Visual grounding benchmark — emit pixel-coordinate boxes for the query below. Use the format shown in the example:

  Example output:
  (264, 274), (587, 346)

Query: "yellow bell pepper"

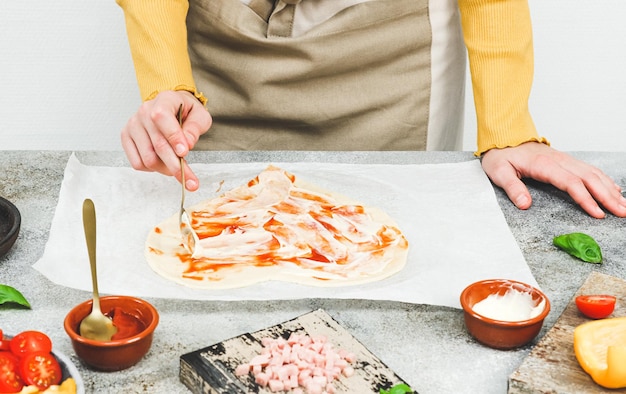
(574, 316), (626, 389)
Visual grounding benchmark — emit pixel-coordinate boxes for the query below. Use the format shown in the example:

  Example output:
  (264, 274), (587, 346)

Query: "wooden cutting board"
(179, 309), (415, 394)
(508, 271), (626, 393)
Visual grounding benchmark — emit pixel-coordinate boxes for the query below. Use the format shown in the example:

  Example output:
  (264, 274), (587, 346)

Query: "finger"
(181, 159), (199, 192)
(128, 111), (173, 175)
(181, 105), (212, 148)
(535, 151), (626, 216)
(179, 100), (211, 190)
(120, 122), (146, 171)
(528, 155), (626, 218)
(580, 170), (626, 218)
(562, 179), (606, 219)
(524, 157), (606, 218)
(556, 154), (626, 214)
(592, 167), (625, 198)
(121, 115), (170, 175)
(141, 102), (188, 177)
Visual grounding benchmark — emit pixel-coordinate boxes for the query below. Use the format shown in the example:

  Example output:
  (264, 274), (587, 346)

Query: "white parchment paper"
(33, 154), (537, 308)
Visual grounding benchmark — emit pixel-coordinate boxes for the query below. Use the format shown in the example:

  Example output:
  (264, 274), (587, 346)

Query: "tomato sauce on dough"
(180, 167), (407, 278)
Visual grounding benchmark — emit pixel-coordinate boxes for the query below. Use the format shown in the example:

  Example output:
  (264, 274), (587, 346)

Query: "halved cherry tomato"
(19, 351), (62, 390)
(0, 329), (9, 352)
(0, 351), (24, 393)
(0, 339), (10, 352)
(575, 295), (617, 319)
(9, 331), (52, 358)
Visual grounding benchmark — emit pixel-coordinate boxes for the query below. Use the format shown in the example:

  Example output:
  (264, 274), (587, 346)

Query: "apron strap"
(248, 0), (274, 21)
(248, 0), (302, 37)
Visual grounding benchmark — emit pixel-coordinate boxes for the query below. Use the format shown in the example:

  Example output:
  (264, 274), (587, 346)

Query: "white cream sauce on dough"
(145, 166), (409, 289)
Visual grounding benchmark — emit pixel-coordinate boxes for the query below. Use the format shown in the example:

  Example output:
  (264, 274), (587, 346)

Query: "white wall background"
(0, 1), (625, 152)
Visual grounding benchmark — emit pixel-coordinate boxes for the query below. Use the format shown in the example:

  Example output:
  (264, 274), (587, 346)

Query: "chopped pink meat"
(250, 353), (271, 366)
(269, 379), (285, 392)
(255, 372), (270, 387)
(305, 382), (323, 394)
(234, 363), (250, 377)
(235, 333), (356, 393)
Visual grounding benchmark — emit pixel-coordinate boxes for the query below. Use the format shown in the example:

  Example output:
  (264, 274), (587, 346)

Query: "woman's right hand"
(120, 90), (212, 191)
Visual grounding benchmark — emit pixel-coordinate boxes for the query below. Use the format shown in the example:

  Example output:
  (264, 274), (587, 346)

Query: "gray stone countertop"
(1, 151), (625, 394)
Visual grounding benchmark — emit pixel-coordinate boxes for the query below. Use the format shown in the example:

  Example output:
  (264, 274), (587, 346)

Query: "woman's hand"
(120, 90), (212, 191)
(481, 142), (626, 218)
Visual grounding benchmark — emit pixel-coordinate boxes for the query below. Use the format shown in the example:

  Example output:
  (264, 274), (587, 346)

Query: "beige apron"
(187, 0), (432, 150)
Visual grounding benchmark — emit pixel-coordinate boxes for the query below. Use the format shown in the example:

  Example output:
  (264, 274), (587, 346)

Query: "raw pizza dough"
(145, 166), (408, 289)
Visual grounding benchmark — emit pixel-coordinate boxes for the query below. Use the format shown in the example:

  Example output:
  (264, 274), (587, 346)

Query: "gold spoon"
(177, 104), (200, 256)
(79, 198), (117, 341)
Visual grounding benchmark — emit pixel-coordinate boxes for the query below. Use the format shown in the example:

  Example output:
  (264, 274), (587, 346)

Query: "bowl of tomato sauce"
(63, 295), (159, 371)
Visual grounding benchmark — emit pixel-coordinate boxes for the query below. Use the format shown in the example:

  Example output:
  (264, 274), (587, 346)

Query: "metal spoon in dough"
(177, 104), (200, 256)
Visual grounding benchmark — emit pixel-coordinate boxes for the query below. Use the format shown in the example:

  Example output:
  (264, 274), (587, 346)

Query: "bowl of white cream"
(460, 279), (551, 349)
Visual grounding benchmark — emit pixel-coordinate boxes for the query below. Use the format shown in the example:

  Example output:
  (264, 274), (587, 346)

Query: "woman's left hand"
(481, 142), (626, 219)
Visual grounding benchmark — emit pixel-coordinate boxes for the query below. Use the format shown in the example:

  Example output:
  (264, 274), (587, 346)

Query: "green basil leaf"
(381, 384), (413, 394)
(0, 284), (31, 308)
(389, 384), (413, 394)
(553, 232), (602, 263)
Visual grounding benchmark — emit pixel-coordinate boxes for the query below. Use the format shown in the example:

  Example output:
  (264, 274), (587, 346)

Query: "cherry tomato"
(0, 329), (10, 352)
(0, 351), (24, 393)
(19, 351), (62, 390)
(0, 339), (10, 352)
(9, 331), (52, 358)
(575, 295), (617, 319)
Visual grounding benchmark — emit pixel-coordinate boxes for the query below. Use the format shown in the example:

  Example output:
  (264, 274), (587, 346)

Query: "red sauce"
(167, 167), (408, 280)
(290, 190), (329, 203)
(148, 247), (163, 255)
(307, 248), (332, 263)
(274, 201), (304, 215)
(105, 307), (146, 340)
(195, 216), (240, 238)
(181, 274), (205, 281)
(247, 175), (262, 187)
(332, 204), (365, 216)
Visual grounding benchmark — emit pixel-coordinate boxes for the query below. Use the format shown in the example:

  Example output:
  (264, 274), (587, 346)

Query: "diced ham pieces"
(236, 333), (356, 393)
(235, 363), (250, 377)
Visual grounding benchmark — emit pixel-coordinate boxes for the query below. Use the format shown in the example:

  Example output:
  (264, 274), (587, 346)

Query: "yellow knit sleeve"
(115, 0), (207, 105)
(458, 0), (548, 156)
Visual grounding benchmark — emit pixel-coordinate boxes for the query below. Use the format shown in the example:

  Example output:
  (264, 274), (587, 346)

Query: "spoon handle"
(82, 199), (100, 309)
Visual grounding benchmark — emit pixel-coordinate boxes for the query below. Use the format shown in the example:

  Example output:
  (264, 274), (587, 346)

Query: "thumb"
(482, 157), (533, 210)
(181, 105), (212, 148)
(492, 172), (532, 210)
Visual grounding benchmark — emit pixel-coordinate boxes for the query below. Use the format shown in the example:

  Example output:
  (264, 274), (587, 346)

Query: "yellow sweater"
(116, 0), (548, 155)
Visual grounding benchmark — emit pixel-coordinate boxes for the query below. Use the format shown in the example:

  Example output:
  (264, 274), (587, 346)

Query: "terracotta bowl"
(460, 279), (550, 350)
(64, 295), (159, 371)
(0, 196), (21, 258)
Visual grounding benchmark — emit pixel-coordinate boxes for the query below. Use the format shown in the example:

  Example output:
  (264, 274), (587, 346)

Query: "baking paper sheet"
(33, 154), (537, 308)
